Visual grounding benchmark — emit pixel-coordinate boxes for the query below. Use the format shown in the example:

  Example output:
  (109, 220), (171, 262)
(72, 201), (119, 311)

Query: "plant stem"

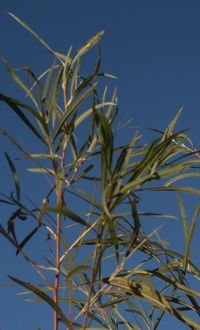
(82, 220), (104, 329)
(53, 67), (68, 330)
(54, 187), (63, 330)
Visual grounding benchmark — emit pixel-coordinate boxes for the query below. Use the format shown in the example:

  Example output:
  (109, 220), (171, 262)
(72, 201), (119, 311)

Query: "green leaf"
(72, 31), (104, 65)
(0, 92), (49, 136)
(7, 209), (22, 242)
(72, 50), (101, 102)
(42, 60), (57, 101)
(17, 153), (61, 160)
(8, 275), (70, 326)
(165, 172), (200, 187)
(53, 82), (97, 142)
(107, 276), (200, 329)
(65, 265), (91, 279)
(95, 109), (113, 169)
(71, 164), (94, 183)
(94, 110), (114, 217)
(5, 152), (20, 202)
(47, 65), (63, 128)
(46, 206), (89, 227)
(113, 148), (127, 177)
(183, 203), (200, 274)
(74, 102), (116, 129)
(143, 186), (200, 195)
(152, 270), (200, 301)
(2, 57), (38, 109)
(16, 225), (39, 255)
(69, 188), (103, 211)
(162, 107), (184, 140)
(0, 94), (47, 145)
(126, 199), (141, 257)
(70, 57), (80, 98)
(105, 88), (117, 119)
(177, 194), (189, 242)
(27, 168), (55, 175)
(8, 13), (68, 63)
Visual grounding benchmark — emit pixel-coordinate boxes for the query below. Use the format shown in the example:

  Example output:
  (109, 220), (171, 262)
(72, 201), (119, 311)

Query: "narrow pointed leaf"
(53, 82), (97, 141)
(177, 194), (189, 241)
(165, 172), (200, 187)
(46, 206), (89, 227)
(66, 265), (91, 279)
(0, 96), (47, 144)
(2, 58), (38, 108)
(0, 93), (49, 135)
(8, 275), (70, 326)
(72, 31), (104, 65)
(47, 65), (63, 127)
(107, 277), (200, 329)
(74, 102), (116, 129)
(8, 13), (67, 62)
(70, 57), (80, 98)
(16, 225), (40, 255)
(183, 203), (200, 273)
(162, 107), (184, 140)
(5, 152), (20, 202)
(69, 188), (103, 210)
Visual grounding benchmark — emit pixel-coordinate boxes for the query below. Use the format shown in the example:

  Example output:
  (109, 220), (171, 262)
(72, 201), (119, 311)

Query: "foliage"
(0, 13), (200, 330)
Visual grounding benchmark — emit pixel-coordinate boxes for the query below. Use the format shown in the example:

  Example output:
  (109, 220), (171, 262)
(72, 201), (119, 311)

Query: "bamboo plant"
(0, 13), (200, 329)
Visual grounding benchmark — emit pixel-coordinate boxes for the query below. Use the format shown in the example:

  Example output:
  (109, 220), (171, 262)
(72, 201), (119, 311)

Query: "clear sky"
(0, 1), (200, 329)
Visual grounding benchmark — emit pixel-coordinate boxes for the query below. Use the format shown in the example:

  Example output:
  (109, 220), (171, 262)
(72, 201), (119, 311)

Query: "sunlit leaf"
(183, 203), (200, 274)
(8, 13), (68, 62)
(162, 107), (184, 140)
(2, 57), (38, 109)
(46, 206), (89, 227)
(165, 172), (200, 187)
(53, 82), (97, 142)
(106, 276), (200, 329)
(72, 31), (104, 65)
(47, 65), (63, 127)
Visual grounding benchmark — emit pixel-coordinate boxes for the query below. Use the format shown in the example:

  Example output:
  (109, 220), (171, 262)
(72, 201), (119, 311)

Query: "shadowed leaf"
(5, 152), (20, 202)
(8, 275), (71, 326)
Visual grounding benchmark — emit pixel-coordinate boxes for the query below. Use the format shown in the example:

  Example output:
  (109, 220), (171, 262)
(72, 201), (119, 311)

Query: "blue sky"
(0, 1), (200, 329)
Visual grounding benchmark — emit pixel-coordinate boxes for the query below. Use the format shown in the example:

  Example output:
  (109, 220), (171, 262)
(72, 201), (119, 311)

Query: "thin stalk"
(46, 137), (62, 330)
(53, 187), (63, 330)
(53, 62), (69, 330)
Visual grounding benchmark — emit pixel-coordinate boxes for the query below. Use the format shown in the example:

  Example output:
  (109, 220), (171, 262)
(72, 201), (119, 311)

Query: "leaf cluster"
(0, 13), (200, 330)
